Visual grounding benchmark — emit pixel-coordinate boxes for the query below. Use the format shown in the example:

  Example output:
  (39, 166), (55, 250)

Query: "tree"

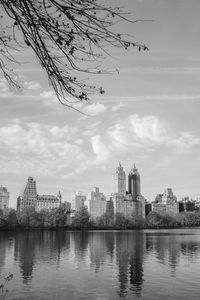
(17, 206), (37, 227)
(71, 206), (90, 228)
(0, 0), (148, 109)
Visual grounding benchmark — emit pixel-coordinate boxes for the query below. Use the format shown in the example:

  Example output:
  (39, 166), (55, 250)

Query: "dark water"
(0, 229), (200, 300)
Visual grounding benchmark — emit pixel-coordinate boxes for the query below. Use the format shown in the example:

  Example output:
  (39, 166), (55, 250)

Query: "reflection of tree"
(105, 232), (115, 261)
(14, 232), (36, 284)
(181, 240), (200, 260)
(0, 233), (8, 276)
(72, 232), (89, 262)
(116, 231), (145, 297)
(89, 232), (107, 273)
(14, 231), (70, 284)
(145, 232), (200, 277)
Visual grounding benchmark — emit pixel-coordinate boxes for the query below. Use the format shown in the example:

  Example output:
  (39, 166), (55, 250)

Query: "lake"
(0, 229), (200, 299)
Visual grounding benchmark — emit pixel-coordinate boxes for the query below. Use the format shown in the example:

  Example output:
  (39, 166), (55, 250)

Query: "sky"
(1, 0), (200, 208)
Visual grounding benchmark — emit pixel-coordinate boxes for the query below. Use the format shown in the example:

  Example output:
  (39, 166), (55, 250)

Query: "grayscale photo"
(0, 0), (200, 299)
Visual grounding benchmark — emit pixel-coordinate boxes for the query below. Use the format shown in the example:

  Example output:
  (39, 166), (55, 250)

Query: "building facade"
(0, 186), (9, 210)
(71, 191), (86, 211)
(112, 163), (145, 219)
(85, 187), (106, 219)
(17, 177), (61, 211)
(36, 193), (61, 211)
(114, 162), (126, 196)
(17, 177), (37, 211)
(152, 188), (179, 216)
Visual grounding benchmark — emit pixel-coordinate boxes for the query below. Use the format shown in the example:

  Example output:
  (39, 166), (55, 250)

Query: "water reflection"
(14, 231), (70, 284)
(0, 229), (200, 299)
(116, 232), (144, 297)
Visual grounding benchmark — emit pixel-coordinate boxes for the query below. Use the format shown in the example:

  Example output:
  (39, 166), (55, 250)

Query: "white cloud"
(170, 132), (200, 152)
(0, 79), (9, 92)
(0, 122), (84, 175)
(129, 115), (167, 143)
(83, 102), (107, 115)
(91, 135), (110, 163)
(24, 81), (41, 90)
(111, 102), (128, 112)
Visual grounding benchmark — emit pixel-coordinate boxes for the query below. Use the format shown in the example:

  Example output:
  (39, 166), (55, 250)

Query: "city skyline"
(1, 0), (200, 207)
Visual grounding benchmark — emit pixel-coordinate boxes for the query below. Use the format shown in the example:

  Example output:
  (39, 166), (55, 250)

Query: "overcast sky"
(1, 0), (200, 208)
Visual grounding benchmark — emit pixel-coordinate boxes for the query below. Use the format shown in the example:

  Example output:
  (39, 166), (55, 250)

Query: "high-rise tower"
(18, 177), (37, 210)
(128, 164), (141, 200)
(114, 162), (126, 196)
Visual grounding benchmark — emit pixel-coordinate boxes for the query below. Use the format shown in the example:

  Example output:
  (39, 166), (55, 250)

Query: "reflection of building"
(0, 186), (9, 210)
(85, 187), (106, 219)
(152, 188), (178, 216)
(112, 163), (145, 219)
(89, 232), (107, 273)
(71, 192), (86, 211)
(116, 232), (145, 297)
(14, 232), (36, 284)
(17, 177), (61, 211)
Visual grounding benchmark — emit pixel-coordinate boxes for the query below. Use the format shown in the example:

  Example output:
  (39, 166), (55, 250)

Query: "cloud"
(0, 122), (84, 176)
(111, 102), (128, 112)
(91, 135), (110, 163)
(170, 132), (200, 152)
(83, 102), (107, 115)
(24, 81), (41, 91)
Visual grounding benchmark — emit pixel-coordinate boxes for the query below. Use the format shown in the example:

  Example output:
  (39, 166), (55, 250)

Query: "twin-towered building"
(71, 163), (145, 220)
(112, 163), (145, 219)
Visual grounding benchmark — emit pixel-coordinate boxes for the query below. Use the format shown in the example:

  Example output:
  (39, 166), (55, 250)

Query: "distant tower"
(114, 162), (126, 196)
(128, 164), (141, 200)
(58, 191), (62, 206)
(18, 177), (37, 210)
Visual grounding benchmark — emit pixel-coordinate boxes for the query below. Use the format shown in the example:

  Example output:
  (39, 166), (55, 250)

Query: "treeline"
(1, 206), (200, 230)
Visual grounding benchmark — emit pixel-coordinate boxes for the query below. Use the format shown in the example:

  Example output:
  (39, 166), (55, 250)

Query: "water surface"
(0, 229), (200, 299)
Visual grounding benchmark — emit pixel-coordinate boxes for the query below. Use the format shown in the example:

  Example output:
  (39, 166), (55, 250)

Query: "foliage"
(1, 206), (200, 230)
(0, 0), (148, 108)
(71, 206), (91, 228)
(175, 212), (200, 227)
(146, 211), (176, 228)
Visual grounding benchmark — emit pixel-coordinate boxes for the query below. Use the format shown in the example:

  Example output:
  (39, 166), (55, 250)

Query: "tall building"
(85, 187), (106, 219)
(112, 163), (145, 219)
(152, 188), (178, 216)
(17, 177), (61, 211)
(114, 162), (126, 196)
(71, 191), (86, 211)
(18, 177), (37, 211)
(0, 186), (9, 210)
(128, 164), (141, 200)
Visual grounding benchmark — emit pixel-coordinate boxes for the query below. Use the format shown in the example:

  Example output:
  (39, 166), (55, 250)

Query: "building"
(114, 162), (126, 196)
(112, 163), (145, 219)
(128, 164), (141, 200)
(152, 188), (179, 216)
(36, 192), (61, 211)
(85, 187), (106, 219)
(17, 177), (61, 211)
(178, 197), (196, 212)
(17, 177), (37, 211)
(0, 186), (9, 210)
(71, 191), (86, 211)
